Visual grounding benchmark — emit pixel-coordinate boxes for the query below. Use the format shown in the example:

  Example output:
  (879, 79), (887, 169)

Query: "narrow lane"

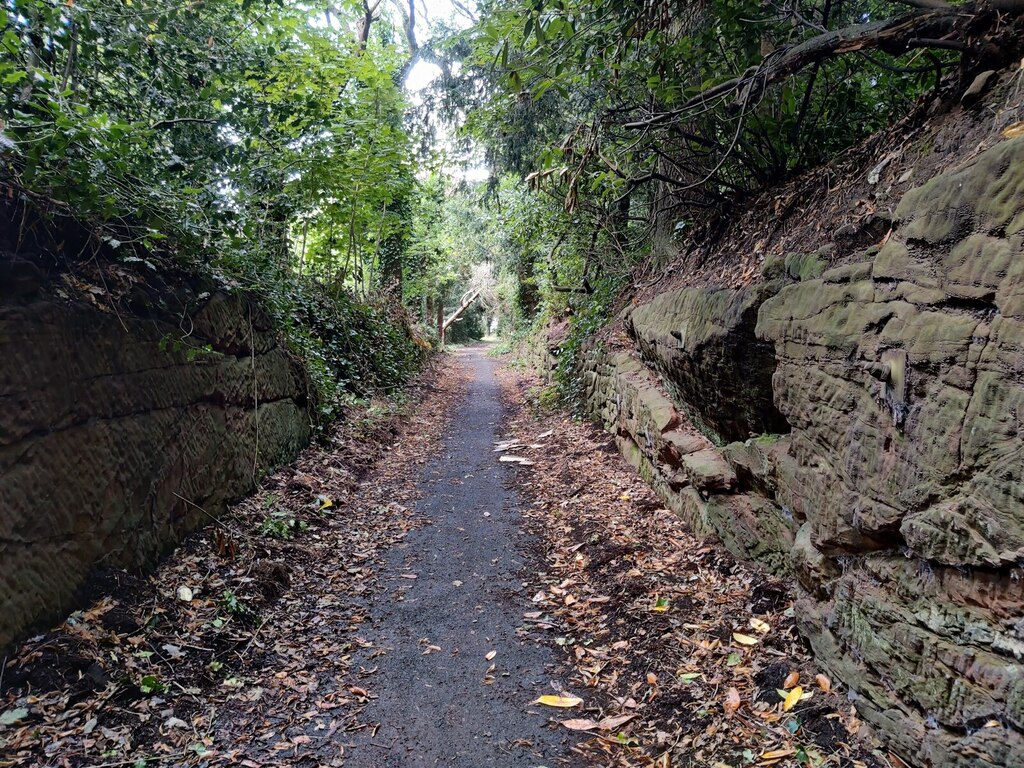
(343, 346), (570, 767)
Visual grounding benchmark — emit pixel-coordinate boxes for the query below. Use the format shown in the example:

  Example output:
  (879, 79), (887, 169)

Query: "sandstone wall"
(575, 136), (1024, 766)
(0, 208), (312, 651)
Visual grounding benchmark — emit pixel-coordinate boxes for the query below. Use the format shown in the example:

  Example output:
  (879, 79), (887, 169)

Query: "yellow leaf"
(485, 650), (497, 661)
(749, 617), (770, 633)
(815, 673), (831, 693)
(762, 748), (796, 759)
(318, 497), (333, 511)
(783, 685), (803, 712)
(1002, 121), (1024, 140)
(783, 671), (800, 689)
(732, 633), (758, 646)
(533, 694), (583, 708)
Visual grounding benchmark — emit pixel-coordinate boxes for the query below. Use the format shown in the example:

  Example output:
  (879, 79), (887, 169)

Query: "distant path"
(343, 345), (569, 767)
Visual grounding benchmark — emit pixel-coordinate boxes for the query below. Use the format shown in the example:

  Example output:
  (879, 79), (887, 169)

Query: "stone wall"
(574, 136), (1024, 767)
(0, 205), (312, 651)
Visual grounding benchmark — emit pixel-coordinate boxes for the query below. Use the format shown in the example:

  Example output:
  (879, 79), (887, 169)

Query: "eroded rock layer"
(0, 208), (311, 651)
(577, 136), (1024, 766)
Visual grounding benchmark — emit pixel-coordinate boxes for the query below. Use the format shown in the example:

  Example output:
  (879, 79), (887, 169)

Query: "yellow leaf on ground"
(762, 748), (797, 759)
(782, 686), (803, 712)
(1002, 121), (1024, 139)
(533, 694), (583, 708)
(749, 617), (770, 633)
(732, 633), (758, 646)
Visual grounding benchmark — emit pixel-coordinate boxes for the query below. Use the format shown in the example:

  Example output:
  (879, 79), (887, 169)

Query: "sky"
(403, 0), (489, 181)
(404, 0), (475, 92)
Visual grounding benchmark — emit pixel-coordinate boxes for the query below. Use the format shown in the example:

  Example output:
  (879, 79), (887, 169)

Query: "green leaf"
(0, 707), (28, 727)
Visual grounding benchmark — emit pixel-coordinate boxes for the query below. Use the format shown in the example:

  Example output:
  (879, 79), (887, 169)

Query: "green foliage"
(258, 509), (308, 539)
(1, 0), (424, 406)
(431, 0), (950, 399)
(219, 589), (254, 619)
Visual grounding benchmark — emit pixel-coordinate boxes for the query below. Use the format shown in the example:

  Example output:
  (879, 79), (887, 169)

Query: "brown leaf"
(724, 687), (741, 715)
(815, 673), (831, 693)
(783, 671), (800, 689)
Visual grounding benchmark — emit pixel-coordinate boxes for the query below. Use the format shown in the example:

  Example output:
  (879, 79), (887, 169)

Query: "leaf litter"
(495, 361), (890, 768)
(0, 356), (468, 767)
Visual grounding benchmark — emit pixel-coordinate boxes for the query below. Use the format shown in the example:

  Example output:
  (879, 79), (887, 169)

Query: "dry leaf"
(598, 713), (636, 731)
(815, 673), (831, 693)
(646, 672), (658, 685)
(782, 685), (803, 712)
(533, 694), (583, 708)
(561, 718), (599, 731)
(749, 617), (770, 633)
(762, 748), (797, 759)
(485, 650), (497, 661)
(732, 632), (758, 646)
(724, 687), (741, 715)
(783, 671), (800, 689)
(1002, 121), (1024, 140)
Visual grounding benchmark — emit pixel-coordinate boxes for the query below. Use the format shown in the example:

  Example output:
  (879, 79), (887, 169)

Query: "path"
(343, 346), (570, 767)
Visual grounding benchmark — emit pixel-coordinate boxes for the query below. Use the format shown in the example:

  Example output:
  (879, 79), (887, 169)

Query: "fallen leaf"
(783, 671), (800, 689)
(485, 650), (497, 661)
(1002, 121), (1024, 139)
(724, 687), (741, 715)
(749, 617), (770, 633)
(782, 685), (803, 712)
(0, 707), (28, 726)
(646, 672), (658, 685)
(815, 673), (831, 693)
(560, 718), (599, 731)
(533, 694), (583, 708)
(762, 748), (797, 759)
(732, 632), (758, 646)
(598, 713), (636, 730)
(651, 596), (670, 612)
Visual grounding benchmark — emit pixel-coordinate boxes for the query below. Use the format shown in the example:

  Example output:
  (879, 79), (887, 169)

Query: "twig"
(242, 617), (269, 655)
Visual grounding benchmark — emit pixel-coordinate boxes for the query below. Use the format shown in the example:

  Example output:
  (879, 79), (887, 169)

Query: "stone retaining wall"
(0, 205), (312, 651)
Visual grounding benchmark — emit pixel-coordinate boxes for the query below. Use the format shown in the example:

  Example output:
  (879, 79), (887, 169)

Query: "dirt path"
(342, 346), (569, 766)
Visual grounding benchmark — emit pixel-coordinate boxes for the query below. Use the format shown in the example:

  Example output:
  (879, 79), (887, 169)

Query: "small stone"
(961, 70), (996, 107)
(176, 586), (193, 603)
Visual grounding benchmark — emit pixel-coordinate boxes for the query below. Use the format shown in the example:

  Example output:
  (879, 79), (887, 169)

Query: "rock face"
(627, 283), (790, 442)
(0, 206), (312, 651)
(576, 136), (1024, 767)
